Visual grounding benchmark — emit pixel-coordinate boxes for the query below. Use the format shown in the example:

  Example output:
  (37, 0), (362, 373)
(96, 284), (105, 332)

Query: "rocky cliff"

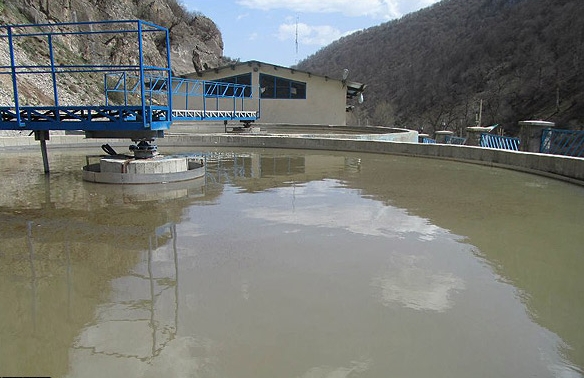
(0, 0), (225, 115)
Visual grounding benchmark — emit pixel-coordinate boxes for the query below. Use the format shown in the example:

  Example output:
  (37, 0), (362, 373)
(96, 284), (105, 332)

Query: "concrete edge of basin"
(2, 133), (583, 187)
(156, 134), (584, 187)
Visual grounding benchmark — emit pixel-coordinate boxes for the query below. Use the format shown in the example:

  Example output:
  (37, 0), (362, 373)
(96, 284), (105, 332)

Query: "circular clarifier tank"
(82, 155), (205, 184)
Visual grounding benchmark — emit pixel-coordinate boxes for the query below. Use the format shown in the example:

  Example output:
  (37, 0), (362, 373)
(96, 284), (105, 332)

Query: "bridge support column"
(466, 126), (491, 146)
(34, 131), (50, 174)
(434, 130), (453, 144)
(519, 120), (555, 153)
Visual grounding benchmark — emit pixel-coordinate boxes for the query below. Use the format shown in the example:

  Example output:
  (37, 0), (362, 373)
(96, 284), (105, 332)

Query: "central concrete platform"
(82, 155), (205, 184)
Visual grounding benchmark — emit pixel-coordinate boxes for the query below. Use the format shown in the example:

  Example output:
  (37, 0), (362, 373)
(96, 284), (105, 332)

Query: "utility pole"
(476, 99), (483, 127)
(295, 16), (299, 64)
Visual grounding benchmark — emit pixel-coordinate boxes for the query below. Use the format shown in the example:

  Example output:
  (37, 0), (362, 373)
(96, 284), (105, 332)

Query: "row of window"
(204, 73), (307, 99)
(207, 73), (252, 97)
(259, 74), (306, 99)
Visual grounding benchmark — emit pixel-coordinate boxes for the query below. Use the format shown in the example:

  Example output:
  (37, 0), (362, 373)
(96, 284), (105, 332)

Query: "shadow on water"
(0, 147), (582, 377)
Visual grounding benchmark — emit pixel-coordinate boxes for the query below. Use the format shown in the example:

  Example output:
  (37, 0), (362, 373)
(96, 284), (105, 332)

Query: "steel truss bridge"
(0, 20), (260, 138)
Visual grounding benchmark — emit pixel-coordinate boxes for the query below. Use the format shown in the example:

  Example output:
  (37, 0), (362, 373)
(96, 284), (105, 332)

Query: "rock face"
(0, 0), (225, 111)
(10, 0), (223, 74)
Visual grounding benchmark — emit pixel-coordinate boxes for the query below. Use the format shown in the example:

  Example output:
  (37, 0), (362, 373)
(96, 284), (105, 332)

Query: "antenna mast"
(295, 16), (299, 64)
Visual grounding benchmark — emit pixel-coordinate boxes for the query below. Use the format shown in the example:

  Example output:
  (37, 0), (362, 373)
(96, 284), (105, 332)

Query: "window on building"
(260, 73), (306, 99)
(290, 80), (306, 99)
(205, 73), (252, 97)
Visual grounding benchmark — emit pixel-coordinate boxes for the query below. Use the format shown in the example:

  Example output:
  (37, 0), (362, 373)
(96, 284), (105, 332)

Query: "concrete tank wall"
(1, 132), (583, 186)
(157, 135), (584, 186)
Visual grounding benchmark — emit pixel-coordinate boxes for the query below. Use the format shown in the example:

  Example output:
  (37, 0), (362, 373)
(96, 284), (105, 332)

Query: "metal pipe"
(258, 87), (261, 119)
(39, 132), (50, 174)
(0, 68), (144, 75)
(7, 27), (22, 127)
(0, 65), (169, 72)
(166, 28), (173, 123)
(149, 76), (153, 109)
(0, 64), (140, 69)
(123, 72), (128, 106)
(2, 19), (139, 28)
(185, 82), (189, 110)
(137, 20), (148, 128)
(0, 29), (162, 39)
(104, 73), (108, 106)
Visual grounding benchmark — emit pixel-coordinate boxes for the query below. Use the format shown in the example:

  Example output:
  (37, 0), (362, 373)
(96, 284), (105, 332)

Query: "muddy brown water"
(0, 147), (583, 378)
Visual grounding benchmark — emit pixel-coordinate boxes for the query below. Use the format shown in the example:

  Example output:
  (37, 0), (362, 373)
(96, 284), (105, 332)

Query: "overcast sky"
(184, 0), (440, 67)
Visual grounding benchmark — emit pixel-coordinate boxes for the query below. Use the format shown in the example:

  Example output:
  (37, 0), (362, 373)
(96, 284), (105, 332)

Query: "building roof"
(188, 60), (366, 99)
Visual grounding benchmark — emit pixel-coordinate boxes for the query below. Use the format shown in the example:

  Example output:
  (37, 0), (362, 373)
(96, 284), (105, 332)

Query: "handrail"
(0, 20), (171, 130)
(104, 73), (256, 99)
(104, 73), (261, 121)
(541, 128), (584, 157)
(480, 133), (520, 151)
(444, 135), (467, 145)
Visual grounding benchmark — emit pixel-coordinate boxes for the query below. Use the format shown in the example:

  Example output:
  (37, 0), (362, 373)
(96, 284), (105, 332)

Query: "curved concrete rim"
(2, 132), (583, 186)
(156, 134), (584, 187)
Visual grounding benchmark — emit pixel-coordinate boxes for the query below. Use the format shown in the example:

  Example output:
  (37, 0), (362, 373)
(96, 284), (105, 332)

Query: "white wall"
(181, 62), (348, 125)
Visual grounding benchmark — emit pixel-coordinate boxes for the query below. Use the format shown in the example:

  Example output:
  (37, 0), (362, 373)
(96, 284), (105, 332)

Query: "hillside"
(297, 0), (584, 135)
(0, 0), (226, 123)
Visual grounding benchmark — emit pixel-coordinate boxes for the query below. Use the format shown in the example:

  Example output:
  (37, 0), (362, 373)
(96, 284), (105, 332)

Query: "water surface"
(0, 147), (583, 378)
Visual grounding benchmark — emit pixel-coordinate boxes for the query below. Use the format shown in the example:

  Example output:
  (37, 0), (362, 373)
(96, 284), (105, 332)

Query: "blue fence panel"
(480, 133), (520, 151)
(541, 128), (584, 157)
(422, 138), (436, 144)
(444, 135), (467, 145)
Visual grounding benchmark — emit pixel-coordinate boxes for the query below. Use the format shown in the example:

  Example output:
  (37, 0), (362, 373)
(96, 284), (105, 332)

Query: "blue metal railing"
(104, 73), (260, 121)
(444, 135), (467, 145)
(541, 128), (584, 157)
(480, 133), (520, 151)
(0, 20), (172, 131)
(105, 74), (254, 99)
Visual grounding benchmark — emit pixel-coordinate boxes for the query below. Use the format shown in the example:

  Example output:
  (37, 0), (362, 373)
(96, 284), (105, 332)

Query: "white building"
(180, 60), (365, 126)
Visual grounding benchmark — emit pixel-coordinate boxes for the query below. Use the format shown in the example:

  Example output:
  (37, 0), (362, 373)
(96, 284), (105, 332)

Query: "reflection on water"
(371, 255), (465, 312)
(0, 148), (583, 378)
(242, 179), (441, 240)
(73, 224), (178, 361)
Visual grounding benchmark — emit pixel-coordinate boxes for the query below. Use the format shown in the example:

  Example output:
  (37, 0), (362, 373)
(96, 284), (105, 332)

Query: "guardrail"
(0, 20), (172, 131)
(541, 128), (584, 157)
(444, 135), (467, 145)
(105, 74), (260, 121)
(172, 109), (258, 121)
(480, 133), (520, 151)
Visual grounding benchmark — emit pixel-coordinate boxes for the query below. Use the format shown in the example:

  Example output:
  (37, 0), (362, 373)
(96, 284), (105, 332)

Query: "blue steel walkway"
(0, 20), (259, 136)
